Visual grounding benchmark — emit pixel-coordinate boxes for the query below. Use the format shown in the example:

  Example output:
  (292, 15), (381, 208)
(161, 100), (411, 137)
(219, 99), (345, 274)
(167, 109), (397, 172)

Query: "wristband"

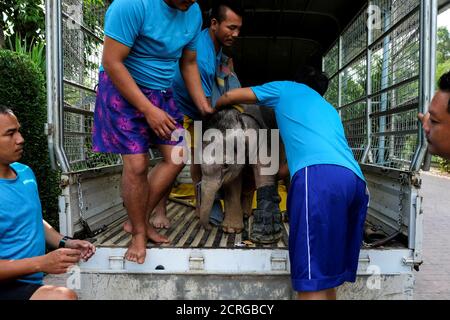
(58, 236), (72, 248)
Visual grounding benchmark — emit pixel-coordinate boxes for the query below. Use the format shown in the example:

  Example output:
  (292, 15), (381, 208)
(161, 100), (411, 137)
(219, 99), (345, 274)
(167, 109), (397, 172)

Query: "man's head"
(164, 0), (196, 12)
(0, 105), (24, 166)
(419, 71), (450, 159)
(294, 66), (329, 96)
(209, 0), (243, 47)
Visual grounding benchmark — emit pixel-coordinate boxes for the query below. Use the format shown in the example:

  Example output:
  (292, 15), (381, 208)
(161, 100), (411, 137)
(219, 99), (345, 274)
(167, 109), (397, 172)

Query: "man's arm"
(0, 257), (44, 282)
(215, 88), (258, 111)
(0, 249), (82, 282)
(44, 220), (64, 249)
(102, 36), (176, 139)
(0, 220), (95, 282)
(179, 48), (214, 117)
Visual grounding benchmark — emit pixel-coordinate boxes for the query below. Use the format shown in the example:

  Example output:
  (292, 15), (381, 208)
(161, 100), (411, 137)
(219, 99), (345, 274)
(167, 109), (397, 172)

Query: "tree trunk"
(0, 25), (5, 49)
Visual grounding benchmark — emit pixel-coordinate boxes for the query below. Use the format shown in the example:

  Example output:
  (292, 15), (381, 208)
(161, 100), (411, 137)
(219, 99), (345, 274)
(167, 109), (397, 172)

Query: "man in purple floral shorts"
(93, 0), (213, 264)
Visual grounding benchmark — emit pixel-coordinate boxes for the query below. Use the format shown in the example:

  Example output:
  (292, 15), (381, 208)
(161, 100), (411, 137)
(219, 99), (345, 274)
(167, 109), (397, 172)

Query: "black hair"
(294, 66), (329, 96)
(209, 0), (243, 25)
(438, 71), (450, 113)
(0, 104), (14, 116)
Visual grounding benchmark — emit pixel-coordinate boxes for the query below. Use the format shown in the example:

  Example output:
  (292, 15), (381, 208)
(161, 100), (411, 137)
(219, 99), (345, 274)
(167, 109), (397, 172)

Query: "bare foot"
(150, 211), (171, 229)
(124, 233), (147, 264)
(147, 225), (170, 244)
(123, 220), (132, 233)
(123, 220), (170, 243)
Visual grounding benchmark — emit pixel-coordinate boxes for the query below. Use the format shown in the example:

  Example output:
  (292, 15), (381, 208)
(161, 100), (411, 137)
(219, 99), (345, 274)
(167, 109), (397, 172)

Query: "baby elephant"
(198, 105), (283, 243)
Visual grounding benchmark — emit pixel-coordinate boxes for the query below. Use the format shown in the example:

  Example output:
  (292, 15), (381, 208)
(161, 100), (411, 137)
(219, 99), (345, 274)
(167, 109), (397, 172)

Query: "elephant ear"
(211, 53), (242, 108)
(242, 105), (278, 130)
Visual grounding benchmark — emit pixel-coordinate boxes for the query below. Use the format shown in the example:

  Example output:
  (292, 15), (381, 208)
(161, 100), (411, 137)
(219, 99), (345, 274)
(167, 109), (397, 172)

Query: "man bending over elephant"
(215, 66), (369, 300)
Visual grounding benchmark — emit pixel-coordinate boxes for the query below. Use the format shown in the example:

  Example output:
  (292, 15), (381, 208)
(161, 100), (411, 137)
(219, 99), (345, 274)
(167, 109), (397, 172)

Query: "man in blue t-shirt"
(149, 0), (242, 228)
(93, 0), (213, 264)
(0, 106), (96, 300)
(215, 66), (369, 300)
(418, 71), (450, 160)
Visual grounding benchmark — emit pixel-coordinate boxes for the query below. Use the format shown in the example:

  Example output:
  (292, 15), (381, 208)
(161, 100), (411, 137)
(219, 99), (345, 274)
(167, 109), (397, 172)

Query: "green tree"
(0, 0), (45, 48)
(436, 26), (450, 88)
(0, 50), (60, 227)
(437, 27), (450, 65)
(436, 27), (450, 85)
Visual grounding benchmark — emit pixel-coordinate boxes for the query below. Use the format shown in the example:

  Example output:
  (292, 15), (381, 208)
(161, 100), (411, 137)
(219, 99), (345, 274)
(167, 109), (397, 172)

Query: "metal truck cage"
(45, 0), (438, 299)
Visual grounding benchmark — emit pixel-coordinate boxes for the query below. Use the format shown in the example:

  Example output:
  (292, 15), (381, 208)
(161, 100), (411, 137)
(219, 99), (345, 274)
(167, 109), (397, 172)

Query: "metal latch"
(357, 255), (371, 273)
(402, 257), (423, 271)
(359, 255), (370, 264)
(402, 257), (414, 266)
(189, 251), (205, 271)
(271, 252), (287, 271)
(109, 256), (125, 270)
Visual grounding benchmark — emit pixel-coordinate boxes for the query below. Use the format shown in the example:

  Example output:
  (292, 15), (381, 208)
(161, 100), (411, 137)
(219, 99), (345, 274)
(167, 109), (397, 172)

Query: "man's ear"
(210, 18), (219, 32)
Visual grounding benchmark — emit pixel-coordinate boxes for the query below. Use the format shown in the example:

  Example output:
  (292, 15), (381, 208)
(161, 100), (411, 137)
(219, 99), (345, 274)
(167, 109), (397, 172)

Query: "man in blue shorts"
(93, 0), (212, 263)
(215, 66), (369, 300)
(0, 105), (96, 300)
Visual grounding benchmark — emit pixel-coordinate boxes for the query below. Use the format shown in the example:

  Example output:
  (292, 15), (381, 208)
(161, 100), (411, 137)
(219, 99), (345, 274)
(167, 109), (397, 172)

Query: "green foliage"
(437, 27), (450, 65)
(7, 34), (45, 73)
(0, 0), (45, 46)
(0, 50), (60, 228)
(436, 27), (450, 86)
(438, 157), (450, 173)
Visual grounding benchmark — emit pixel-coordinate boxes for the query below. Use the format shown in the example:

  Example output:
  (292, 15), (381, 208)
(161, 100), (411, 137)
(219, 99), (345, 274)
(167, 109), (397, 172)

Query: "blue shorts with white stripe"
(287, 164), (369, 292)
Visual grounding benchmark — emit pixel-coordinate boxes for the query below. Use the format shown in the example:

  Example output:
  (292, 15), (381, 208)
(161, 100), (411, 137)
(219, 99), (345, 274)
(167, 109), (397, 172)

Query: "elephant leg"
(241, 166), (256, 218)
(241, 189), (254, 219)
(250, 163), (283, 244)
(222, 175), (244, 234)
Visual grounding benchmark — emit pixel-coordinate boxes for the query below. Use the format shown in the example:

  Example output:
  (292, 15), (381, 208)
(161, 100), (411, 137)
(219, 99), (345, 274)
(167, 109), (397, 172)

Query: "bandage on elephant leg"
(249, 161), (282, 244)
(250, 184), (283, 244)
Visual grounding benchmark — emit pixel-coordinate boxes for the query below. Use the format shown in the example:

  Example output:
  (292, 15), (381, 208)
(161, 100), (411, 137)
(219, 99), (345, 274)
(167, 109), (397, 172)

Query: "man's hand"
(144, 106), (177, 140)
(215, 93), (229, 111)
(200, 103), (216, 118)
(66, 240), (96, 262)
(38, 249), (82, 274)
(103, 36), (177, 140)
(418, 112), (430, 127)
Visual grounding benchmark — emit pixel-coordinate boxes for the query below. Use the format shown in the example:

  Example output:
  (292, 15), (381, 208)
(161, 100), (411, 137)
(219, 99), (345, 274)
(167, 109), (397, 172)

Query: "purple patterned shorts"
(92, 72), (185, 154)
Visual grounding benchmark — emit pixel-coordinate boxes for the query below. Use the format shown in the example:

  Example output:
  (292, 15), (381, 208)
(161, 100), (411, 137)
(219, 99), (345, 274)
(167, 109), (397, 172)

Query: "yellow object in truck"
(170, 183), (287, 212)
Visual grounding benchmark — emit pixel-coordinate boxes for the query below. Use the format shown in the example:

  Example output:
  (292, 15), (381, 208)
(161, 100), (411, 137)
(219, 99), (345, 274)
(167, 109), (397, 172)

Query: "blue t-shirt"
(172, 28), (222, 120)
(0, 163), (46, 285)
(100, 0), (202, 90)
(251, 81), (365, 181)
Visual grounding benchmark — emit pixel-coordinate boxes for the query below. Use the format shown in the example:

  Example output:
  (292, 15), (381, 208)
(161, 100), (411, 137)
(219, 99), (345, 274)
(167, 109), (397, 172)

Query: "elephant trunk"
(199, 179), (221, 229)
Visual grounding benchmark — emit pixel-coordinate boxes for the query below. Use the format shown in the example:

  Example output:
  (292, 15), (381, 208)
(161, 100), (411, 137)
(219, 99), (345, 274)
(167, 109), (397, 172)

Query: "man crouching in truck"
(418, 71), (450, 160)
(215, 66), (369, 300)
(0, 105), (96, 300)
